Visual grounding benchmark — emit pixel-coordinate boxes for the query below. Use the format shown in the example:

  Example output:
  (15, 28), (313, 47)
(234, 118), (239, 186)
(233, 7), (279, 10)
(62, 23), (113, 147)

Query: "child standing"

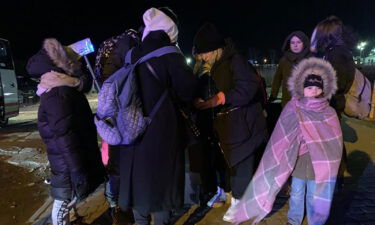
(224, 57), (343, 225)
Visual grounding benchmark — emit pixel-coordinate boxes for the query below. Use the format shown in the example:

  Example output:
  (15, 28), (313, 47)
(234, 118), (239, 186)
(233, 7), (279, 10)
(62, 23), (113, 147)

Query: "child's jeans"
(287, 177), (326, 225)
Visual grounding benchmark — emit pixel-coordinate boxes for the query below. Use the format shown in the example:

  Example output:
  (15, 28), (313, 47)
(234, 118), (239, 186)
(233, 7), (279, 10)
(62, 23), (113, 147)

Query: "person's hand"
(195, 92), (225, 110)
(39, 71), (80, 90)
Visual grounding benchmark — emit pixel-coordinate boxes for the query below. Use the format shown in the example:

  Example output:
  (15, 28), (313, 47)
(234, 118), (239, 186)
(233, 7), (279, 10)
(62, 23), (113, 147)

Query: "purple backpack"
(95, 46), (181, 145)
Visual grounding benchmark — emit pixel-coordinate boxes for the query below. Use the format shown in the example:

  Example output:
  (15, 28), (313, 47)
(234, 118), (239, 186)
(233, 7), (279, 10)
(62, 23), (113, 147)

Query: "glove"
(39, 71), (80, 90)
(196, 92), (225, 110)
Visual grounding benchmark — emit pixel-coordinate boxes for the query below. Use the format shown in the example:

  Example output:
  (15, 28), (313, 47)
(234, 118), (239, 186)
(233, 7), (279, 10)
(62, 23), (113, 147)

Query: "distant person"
(269, 31), (310, 107)
(225, 57), (343, 225)
(26, 38), (106, 225)
(115, 7), (198, 225)
(192, 22), (268, 220)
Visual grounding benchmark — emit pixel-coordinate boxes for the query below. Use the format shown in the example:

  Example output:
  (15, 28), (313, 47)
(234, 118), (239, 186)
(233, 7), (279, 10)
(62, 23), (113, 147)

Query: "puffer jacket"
(27, 38), (105, 201)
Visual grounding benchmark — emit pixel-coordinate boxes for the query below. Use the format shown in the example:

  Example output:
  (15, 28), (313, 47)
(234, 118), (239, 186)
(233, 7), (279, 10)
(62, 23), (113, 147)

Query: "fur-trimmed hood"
(43, 38), (81, 75)
(27, 38), (81, 78)
(288, 57), (337, 99)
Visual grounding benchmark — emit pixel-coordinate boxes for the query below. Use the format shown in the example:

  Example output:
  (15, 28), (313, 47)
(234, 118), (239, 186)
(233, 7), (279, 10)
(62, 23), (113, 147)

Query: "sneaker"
(207, 186), (226, 208)
(223, 197), (239, 222)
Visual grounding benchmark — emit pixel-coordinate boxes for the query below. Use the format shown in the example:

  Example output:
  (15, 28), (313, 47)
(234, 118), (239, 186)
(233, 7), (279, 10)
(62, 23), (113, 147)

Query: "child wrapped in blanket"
(224, 57), (343, 225)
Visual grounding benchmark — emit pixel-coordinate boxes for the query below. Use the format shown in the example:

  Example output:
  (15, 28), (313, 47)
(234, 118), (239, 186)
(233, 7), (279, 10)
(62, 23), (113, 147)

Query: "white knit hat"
(141, 7), (178, 43)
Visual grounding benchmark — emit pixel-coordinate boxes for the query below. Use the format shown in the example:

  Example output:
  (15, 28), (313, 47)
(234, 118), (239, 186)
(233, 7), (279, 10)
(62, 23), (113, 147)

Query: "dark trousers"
(188, 141), (218, 195)
(105, 145), (121, 207)
(132, 210), (171, 225)
(230, 154), (255, 199)
(188, 138), (230, 203)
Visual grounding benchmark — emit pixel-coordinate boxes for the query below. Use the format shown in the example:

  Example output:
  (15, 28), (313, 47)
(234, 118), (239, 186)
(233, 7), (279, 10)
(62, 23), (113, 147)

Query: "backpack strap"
(358, 71), (366, 102)
(124, 45), (181, 67)
(145, 62), (168, 120)
(127, 45), (181, 121)
(124, 48), (134, 65)
(139, 46), (181, 64)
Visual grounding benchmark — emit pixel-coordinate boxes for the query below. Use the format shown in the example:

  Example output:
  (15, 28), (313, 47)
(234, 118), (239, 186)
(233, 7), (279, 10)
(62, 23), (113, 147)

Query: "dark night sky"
(1, 0), (374, 71)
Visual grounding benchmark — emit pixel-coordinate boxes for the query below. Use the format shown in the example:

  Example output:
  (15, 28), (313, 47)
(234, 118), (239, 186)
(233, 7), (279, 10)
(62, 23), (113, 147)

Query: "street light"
(357, 41), (367, 64)
(186, 57), (192, 65)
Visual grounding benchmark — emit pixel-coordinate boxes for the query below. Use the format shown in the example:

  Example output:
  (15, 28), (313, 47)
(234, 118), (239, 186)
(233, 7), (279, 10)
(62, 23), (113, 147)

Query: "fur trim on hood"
(43, 38), (81, 75)
(288, 57), (337, 99)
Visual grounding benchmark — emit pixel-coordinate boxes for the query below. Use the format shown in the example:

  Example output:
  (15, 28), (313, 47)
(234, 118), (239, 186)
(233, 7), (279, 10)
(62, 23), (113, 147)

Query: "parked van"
(0, 38), (19, 126)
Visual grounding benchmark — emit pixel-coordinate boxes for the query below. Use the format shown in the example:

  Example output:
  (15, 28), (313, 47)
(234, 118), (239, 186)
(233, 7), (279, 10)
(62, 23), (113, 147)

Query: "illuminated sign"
(69, 38), (94, 56)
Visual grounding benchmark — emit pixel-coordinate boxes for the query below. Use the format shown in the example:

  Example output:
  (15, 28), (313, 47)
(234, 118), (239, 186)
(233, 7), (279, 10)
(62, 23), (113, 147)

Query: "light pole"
(357, 41), (367, 64)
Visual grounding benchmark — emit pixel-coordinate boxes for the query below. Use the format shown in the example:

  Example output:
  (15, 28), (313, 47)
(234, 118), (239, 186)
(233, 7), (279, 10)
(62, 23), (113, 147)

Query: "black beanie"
(158, 7), (179, 26)
(193, 22), (225, 54)
(304, 74), (324, 90)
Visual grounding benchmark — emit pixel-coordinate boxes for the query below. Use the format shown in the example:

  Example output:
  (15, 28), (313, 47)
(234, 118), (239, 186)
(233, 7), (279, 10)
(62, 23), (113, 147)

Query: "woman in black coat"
(116, 7), (198, 225)
(310, 15), (357, 192)
(310, 15), (356, 117)
(27, 38), (106, 225)
(193, 22), (268, 217)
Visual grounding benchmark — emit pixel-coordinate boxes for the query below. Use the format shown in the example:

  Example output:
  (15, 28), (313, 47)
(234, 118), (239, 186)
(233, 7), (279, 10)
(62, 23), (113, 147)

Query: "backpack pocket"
(94, 116), (122, 145)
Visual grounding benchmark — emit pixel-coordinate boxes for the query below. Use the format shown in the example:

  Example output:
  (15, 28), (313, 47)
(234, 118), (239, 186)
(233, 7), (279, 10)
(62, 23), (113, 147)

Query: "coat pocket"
(213, 107), (251, 145)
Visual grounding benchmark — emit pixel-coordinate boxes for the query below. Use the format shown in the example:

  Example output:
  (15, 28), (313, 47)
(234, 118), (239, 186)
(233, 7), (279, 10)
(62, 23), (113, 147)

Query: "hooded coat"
(270, 31), (310, 107)
(116, 30), (198, 214)
(26, 39), (106, 201)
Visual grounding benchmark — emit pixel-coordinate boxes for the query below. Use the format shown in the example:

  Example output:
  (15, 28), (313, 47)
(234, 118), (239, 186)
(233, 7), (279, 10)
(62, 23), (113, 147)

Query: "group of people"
(25, 6), (356, 225)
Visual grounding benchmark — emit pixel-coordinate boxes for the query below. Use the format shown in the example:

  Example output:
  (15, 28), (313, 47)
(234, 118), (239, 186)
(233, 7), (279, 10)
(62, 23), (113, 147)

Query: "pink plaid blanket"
(227, 97), (343, 224)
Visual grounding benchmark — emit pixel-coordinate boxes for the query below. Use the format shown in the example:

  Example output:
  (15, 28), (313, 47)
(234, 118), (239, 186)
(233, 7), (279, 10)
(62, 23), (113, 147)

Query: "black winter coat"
(27, 47), (105, 201)
(323, 45), (355, 116)
(210, 48), (268, 167)
(117, 31), (198, 214)
(38, 87), (106, 200)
